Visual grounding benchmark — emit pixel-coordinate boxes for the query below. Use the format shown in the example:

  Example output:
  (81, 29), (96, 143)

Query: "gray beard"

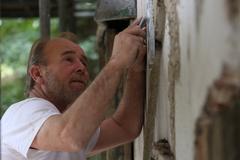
(45, 71), (83, 110)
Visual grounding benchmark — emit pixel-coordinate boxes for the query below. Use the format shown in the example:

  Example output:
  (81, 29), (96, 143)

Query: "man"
(1, 18), (146, 160)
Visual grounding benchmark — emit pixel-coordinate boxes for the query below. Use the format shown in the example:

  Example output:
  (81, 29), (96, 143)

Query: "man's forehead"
(44, 38), (86, 56)
(46, 38), (79, 49)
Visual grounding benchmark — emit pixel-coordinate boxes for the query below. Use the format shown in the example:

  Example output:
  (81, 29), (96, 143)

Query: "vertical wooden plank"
(143, 53), (161, 160)
(137, 0), (146, 18)
(165, 0), (180, 154)
(96, 23), (125, 160)
(58, 0), (67, 32)
(135, 0), (170, 160)
(104, 28), (125, 160)
(39, 0), (50, 38)
(58, 0), (76, 33)
(135, 0), (147, 159)
(96, 23), (107, 69)
(123, 143), (132, 160)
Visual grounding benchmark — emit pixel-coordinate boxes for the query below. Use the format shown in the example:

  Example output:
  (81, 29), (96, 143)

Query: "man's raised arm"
(31, 19), (146, 152)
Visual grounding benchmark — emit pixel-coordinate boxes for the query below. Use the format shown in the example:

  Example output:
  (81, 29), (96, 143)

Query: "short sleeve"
(1, 98), (60, 158)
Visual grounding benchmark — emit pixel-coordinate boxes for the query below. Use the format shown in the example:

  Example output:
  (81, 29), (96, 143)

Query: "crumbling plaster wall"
(135, 0), (240, 159)
(175, 0), (240, 159)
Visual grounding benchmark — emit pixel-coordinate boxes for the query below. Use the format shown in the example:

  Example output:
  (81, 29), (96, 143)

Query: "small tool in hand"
(139, 17), (147, 29)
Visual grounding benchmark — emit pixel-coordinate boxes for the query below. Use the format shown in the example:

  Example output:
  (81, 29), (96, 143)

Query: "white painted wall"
(135, 0), (240, 159)
(175, 0), (239, 159)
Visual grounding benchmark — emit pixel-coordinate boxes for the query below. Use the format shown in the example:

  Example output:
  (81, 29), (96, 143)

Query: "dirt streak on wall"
(165, 0), (181, 154)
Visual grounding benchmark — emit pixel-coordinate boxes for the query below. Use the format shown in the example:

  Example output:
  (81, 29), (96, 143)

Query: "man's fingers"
(129, 35), (146, 46)
(123, 17), (146, 38)
(131, 17), (142, 26)
(125, 27), (146, 38)
(128, 44), (147, 72)
(132, 38), (147, 62)
(137, 44), (147, 62)
(126, 34), (146, 60)
(142, 27), (147, 31)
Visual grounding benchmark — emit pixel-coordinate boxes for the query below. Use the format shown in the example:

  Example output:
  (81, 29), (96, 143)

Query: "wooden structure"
(1, 0), (96, 38)
(96, 0), (240, 160)
(94, 0), (240, 160)
(39, 0), (50, 38)
(1, 0), (57, 17)
(134, 0), (240, 160)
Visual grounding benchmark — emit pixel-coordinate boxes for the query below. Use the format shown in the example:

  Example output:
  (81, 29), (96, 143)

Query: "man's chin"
(70, 82), (86, 92)
(69, 88), (85, 99)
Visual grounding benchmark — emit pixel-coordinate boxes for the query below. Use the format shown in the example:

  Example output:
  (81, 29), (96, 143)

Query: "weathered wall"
(176, 0), (240, 159)
(135, 0), (240, 159)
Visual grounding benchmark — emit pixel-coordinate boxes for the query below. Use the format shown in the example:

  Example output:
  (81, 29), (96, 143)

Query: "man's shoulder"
(1, 98), (62, 160)
(5, 97), (52, 111)
(1, 98), (59, 121)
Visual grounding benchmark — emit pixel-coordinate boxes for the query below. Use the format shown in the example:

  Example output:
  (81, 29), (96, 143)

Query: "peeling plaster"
(154, 0), (166, 42)
(194, 66), (240, 160)
(165, 0), (181, 155)
(144, 52), (161, 160)
(225, 0), (240, 72)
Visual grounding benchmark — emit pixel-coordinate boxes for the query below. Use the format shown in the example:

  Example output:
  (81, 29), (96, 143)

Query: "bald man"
(1, 19), (146, 160)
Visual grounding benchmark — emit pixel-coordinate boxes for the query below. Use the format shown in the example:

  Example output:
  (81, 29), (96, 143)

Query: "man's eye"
(81, 61), (87, 67)
(65, 57), (74, 63)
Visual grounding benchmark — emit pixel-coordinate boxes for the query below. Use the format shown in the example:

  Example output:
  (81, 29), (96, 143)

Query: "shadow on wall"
(195, 65), (240, 160)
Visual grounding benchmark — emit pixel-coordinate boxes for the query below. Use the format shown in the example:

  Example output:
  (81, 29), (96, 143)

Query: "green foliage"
(0, 18), (99, 117)
(0, 18), (59, 75)
(0, 18), (59, 116)
(80, 36), (99, 79)
(1, 17), (103, 160)
(1, 77), (26, 116)
(0, 19), (39, 76)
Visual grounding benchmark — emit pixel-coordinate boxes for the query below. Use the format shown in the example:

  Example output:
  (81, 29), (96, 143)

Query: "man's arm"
(31, 19), (146, 151)
(91, 67), (146, 154)
(90, 41), (146, 154)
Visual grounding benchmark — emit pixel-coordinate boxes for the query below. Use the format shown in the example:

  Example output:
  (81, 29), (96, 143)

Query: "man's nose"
(74, 60), (86, 73)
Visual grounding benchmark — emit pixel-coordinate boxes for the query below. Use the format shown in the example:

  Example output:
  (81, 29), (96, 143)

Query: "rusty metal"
(95, 0), (136, 22)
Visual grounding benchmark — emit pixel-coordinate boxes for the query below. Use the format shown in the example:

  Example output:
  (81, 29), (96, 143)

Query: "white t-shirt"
(1, 98), (100, 160)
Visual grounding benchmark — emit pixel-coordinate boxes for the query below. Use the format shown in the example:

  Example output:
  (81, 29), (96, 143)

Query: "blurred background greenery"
(0, 18), (99, 116)
(1, 1), (107, 159)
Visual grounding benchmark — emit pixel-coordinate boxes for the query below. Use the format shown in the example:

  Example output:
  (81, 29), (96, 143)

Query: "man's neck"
(29, 85), (69, 113)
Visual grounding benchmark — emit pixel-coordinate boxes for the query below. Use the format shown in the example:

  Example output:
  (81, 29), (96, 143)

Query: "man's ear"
(29, 65), (45, 85)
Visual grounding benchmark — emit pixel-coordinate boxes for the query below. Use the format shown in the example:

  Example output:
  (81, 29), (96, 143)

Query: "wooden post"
(96, 22), (133, 160)
(39, 0), (50, 38)
(58, 0), (67, 32)
(123, 143), (133, 160)
(58, 0), (76, 33)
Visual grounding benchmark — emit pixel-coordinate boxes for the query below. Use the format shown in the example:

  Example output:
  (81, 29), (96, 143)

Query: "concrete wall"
(135, 0), (240, 159)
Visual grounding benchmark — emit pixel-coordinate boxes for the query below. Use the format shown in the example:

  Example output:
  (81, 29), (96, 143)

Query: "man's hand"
(30, 18), (147, 153)
(110, 18), (147, 71)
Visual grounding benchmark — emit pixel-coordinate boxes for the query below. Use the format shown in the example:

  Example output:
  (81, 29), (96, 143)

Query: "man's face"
(41, 38), (89, 107)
